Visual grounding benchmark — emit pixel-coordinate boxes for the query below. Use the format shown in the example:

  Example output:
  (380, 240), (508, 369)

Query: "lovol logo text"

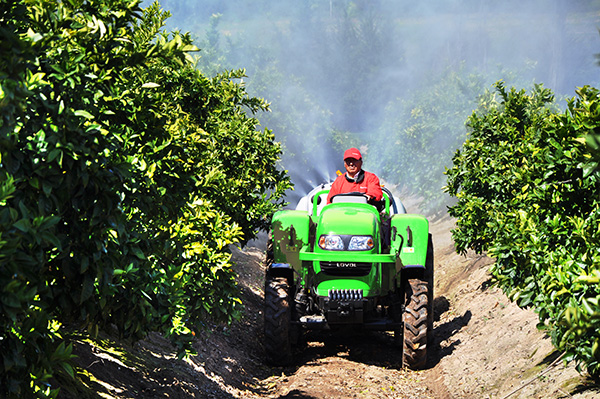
(337, 262), (357, 268)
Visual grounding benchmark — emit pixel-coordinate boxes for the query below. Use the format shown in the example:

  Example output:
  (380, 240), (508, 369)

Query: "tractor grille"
(328, 289), (364, 301)
(320, 261), (372, 276)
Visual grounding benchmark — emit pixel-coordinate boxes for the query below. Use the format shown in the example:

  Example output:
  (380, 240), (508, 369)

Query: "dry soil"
(64, 211), (600, 399)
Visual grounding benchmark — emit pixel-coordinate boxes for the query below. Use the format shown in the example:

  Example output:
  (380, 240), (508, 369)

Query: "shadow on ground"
(427, 295), (472, 368)
(266, 293), (471, 375)
(61, 333), (239, 399)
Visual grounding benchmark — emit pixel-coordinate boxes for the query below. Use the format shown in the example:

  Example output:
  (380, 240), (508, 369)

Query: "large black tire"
(403, 278), (430, 369)
(425, 234), (434, 345)
(264, 276), (293, 366)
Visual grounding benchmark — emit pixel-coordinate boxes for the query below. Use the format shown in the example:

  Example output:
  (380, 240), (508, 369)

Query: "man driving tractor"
(264, 148), (433, 370)
(327, 147), (383, 204)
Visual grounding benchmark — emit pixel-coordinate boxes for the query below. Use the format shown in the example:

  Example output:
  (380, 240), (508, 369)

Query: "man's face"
(344, 157), (362, 176)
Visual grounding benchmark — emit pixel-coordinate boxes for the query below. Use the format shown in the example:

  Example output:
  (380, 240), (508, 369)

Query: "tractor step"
(299, 315), (329, 329)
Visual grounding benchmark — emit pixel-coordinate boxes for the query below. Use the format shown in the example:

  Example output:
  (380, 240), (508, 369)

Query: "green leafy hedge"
(0, 1), (290, 397)
(446, 81), (600, 376)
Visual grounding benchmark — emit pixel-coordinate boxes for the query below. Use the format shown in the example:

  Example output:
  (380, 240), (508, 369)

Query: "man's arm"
(365, 172), (383, 201)
(327, 177), (342, 204)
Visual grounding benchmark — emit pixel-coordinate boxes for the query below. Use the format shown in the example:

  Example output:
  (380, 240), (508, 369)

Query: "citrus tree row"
(0, 1), (290, 397)
(446, 81), (600, 376)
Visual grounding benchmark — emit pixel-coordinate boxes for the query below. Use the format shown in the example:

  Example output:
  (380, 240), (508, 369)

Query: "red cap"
(343, 147), (362, 160)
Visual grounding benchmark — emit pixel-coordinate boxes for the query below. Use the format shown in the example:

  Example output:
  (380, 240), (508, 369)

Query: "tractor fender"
(269, 210), (312, 281)
(390, 214), (429, 272)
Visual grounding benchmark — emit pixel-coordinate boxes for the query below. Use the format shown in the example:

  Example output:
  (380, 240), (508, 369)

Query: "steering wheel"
(330, 192), (369, 202)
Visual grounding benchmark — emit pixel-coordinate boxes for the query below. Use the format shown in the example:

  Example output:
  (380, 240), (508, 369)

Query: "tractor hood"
(316, 203), (380, 238)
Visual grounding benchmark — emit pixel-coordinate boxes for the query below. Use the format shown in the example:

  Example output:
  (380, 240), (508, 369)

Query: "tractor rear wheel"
(264, 276), (293, 366)
(403, 278), (430, 369)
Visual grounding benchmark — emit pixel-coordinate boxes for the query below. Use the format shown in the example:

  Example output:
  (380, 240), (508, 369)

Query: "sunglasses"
(344, 158), (362, 164)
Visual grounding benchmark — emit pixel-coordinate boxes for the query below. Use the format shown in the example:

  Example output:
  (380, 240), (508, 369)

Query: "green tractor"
(263, 183), (434, 369)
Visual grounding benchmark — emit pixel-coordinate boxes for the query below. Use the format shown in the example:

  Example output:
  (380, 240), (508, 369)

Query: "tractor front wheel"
(403, 278), (430, 369)
(264, 276), (293, 366)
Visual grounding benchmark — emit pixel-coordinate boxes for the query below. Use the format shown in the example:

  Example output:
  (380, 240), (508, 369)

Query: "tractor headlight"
(319, 235), (344, 250)
(348, 236), (374, 251)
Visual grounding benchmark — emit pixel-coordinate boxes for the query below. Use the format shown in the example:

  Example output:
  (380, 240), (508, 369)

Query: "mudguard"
(390, 214), (429, 270)
(270, 210), (312, 277)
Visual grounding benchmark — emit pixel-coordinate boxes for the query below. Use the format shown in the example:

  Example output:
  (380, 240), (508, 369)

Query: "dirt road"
(66, 216), (599, 398)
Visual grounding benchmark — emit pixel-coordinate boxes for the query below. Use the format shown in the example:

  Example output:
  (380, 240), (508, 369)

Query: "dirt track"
(66, 214), (600, 398)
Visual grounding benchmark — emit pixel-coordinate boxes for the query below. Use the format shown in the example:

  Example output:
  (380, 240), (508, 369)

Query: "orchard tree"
(0, 1), (289, 397)
(446, 82), (600, 376)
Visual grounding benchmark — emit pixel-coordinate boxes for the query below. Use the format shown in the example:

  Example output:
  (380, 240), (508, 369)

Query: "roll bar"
(310, 188), (391, 216)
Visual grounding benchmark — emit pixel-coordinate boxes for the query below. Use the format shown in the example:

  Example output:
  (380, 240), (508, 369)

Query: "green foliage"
(446, 82), (600, 376)
(0, 0), (290, 397)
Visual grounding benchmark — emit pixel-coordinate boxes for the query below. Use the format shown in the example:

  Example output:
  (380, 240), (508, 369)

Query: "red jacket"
(327, 170), (383, 204)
